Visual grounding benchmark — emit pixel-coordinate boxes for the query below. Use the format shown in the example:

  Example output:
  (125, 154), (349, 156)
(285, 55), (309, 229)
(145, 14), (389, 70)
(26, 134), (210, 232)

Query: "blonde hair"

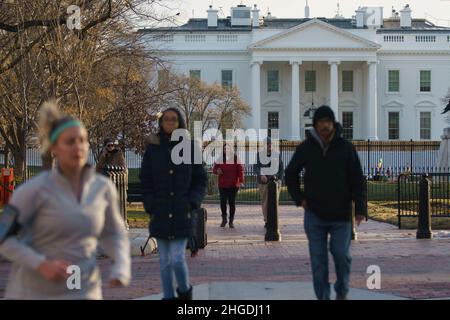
(38, 100), (81, 154)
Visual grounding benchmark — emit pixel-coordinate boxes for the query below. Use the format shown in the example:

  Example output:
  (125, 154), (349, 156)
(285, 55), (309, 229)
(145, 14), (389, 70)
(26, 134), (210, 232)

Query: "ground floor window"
(268, 112), (279, 132)
(388, 112), (400, 140)
(419, 111), (431, 140)
(342, 111), (353, 140)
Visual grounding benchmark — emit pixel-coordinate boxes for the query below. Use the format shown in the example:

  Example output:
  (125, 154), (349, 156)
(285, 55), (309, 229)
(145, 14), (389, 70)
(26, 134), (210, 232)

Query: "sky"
(165, 0), (450, 27)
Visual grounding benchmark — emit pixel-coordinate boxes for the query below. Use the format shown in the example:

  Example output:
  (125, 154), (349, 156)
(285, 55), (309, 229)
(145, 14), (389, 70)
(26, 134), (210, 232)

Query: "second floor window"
(342, 71), (353, 92)
(420, 70), (431, 92)
(305, 70), (316, 92)
(221, 70), (233, 89)
(388, 70), (400, 92)
(267, 70), (279, 92)
(189, 70), (201, 80)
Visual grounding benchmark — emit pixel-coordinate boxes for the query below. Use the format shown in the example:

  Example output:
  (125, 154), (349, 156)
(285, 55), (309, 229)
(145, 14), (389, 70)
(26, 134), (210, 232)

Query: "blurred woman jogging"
(0, 101), (131, 300)
(140, 107), (207, 300)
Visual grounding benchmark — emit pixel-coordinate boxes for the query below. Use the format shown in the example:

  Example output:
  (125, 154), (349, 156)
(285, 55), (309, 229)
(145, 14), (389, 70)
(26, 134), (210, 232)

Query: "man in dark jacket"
(253, 138), (284, 228)
(285, 105), (367, 300)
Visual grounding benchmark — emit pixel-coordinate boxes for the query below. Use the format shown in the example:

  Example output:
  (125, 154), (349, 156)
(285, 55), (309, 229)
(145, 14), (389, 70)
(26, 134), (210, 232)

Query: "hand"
(355, 215), (365, 226)
(260, 176), (268, 184)
(217, 168), (223, 175)
(37, 259), (71, 282)
(108, 278), (124, 288)
(301, 200), (308, 209)
(240, 183), (245, 188)
(190, 250), (199, 258)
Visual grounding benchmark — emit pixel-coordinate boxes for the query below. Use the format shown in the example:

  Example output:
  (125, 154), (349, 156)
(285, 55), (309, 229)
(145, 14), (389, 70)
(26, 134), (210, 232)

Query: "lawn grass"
(127, 204), (149, 228)
(368, 201), (450, 230)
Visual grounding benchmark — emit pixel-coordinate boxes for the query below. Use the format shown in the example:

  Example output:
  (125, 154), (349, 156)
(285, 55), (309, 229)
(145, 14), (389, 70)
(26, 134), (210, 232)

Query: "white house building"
(139, 3), (450, 141)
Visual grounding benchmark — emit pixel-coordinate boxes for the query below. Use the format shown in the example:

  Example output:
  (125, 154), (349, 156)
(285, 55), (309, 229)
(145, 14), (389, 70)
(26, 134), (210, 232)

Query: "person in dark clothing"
(253, 138), (284, 228)
(139, 107), (207, 300)
(96, 138), (127, 174)
(212, 144), (245, 228)
(285, 105), (367, 300)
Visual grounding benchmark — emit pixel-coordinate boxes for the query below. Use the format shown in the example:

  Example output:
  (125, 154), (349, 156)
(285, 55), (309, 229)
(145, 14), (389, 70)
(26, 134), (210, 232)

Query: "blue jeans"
(156, 238), (190, 299)
(304, 209), (352, 300)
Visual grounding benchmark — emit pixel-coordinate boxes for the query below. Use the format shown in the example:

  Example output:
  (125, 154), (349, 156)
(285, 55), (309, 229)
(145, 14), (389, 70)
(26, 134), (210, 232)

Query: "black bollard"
(265, 177), (281, 241)
(417, 174), (432, 239)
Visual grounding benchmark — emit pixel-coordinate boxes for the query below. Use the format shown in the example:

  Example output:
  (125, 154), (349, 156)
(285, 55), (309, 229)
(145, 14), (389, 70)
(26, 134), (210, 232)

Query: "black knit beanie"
(313, 105), (335, 127)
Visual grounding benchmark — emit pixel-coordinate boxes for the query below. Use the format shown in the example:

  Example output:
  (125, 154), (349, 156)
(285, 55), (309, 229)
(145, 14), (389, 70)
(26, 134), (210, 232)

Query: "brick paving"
(1, 204), (450, 299)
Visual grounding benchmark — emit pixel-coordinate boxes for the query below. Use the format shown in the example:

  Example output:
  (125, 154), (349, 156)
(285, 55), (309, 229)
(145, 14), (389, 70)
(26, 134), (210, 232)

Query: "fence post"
(265, 177), (281, 241)
(410, 139), (413, 170)
(105, 165), (129, 230)
(397, 174), (402, 229)
(367, 139), (370, 177)
(416, 174), (432, 239)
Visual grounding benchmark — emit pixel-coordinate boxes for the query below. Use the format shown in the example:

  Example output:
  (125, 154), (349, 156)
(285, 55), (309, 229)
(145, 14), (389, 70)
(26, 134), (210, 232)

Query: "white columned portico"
(290, 60), (301, 140)
(251, 61), (262, 131)
(328, 60), (340, 120)
(367, 61), (378, 140)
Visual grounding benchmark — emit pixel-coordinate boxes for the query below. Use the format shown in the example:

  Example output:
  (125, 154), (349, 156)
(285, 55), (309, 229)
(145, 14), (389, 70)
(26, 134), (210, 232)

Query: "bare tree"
(166, 73), (251, 137)
(0, 0), (179, 180)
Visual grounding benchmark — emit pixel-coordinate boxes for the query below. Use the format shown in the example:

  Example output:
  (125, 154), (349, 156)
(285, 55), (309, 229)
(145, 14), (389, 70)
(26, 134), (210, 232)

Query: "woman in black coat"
(139, 107), (207, 300)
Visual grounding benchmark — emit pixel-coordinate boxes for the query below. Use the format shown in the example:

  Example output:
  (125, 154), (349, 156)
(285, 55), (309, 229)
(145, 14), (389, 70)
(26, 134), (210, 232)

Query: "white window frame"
(386, 110), (401, 140)
(189, 69), (201, 80)
(341, 70), (354, 93)
(414, 106), (436, 140)
(220, 69), (234, 89)
(417, 69), (432, 94)
(418, 111), (432, 140)
(339, 105), (360, 139)
(304, 70), (316, 92)
(386, 69), (400, 95)
(267, 70), (280, 93)
(264, 107), (285, 138)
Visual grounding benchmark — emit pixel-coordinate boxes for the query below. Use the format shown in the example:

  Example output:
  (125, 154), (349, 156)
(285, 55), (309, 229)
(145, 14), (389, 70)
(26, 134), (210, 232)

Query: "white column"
(329, 60), (340, 120)
(251, 61), (262, 131)
(290, 60), (301, 140)
(367, 61), (379, 140)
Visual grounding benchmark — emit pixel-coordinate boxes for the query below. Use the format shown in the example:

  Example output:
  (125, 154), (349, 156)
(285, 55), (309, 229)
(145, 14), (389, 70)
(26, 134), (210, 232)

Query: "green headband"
(50, 120), (82, 144)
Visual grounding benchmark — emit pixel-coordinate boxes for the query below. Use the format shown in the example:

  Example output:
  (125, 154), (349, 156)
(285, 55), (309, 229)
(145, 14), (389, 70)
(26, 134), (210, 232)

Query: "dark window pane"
(342, 112), (353, 139)
(342, 71), (353, 92)
(388, 112), (400, 140)
(268, 112), (279, 129)
(221, 70), (233, 89)
(267, 70), (279, 92)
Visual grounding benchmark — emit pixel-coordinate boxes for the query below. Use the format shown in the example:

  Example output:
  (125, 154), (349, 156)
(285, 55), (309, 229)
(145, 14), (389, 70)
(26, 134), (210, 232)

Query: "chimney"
(400, 4), (412, 28)
(355, 7), (365, 28)
(207, 5), (218, 28)
(252, 4), (260, 28)
(305, 0), (310, 18)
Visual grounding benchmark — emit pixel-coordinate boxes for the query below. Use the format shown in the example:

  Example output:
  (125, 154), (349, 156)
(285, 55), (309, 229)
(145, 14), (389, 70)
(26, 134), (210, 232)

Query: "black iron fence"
(397, 172), (450, 228)
(2, 139), (446, 206)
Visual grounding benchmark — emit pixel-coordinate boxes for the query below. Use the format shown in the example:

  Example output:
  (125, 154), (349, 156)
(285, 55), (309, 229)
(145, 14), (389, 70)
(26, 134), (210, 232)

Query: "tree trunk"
(12, 148), (26, 183)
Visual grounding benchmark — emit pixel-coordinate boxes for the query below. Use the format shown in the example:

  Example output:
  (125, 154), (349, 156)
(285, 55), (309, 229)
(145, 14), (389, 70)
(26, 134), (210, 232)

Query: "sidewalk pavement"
(1, 204), (450, 300)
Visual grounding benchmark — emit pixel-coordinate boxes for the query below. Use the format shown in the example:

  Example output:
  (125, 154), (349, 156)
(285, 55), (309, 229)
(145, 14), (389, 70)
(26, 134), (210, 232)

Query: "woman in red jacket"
(212, 144), (245, 228)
